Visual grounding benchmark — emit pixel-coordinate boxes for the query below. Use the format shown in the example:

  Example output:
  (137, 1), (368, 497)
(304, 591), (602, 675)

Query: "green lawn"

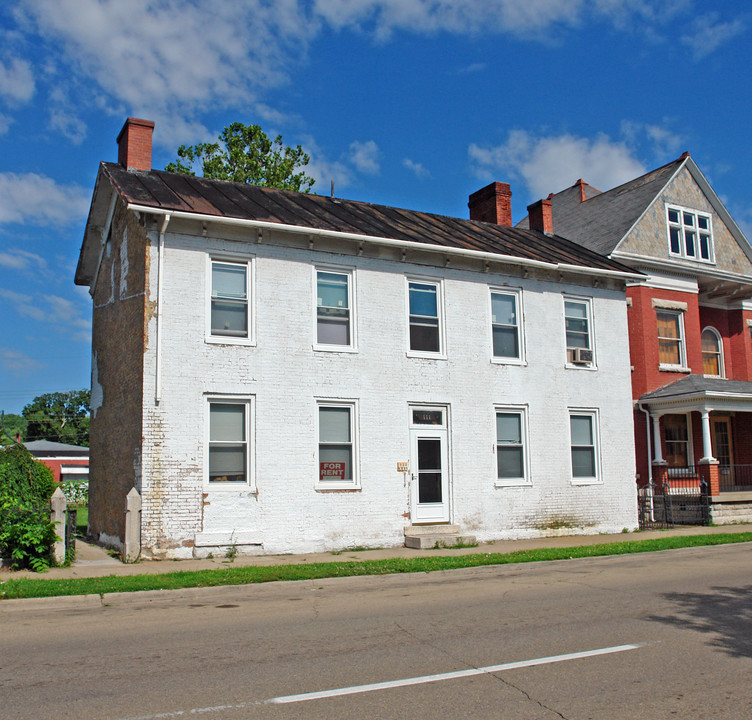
(1, 531), (751, 601)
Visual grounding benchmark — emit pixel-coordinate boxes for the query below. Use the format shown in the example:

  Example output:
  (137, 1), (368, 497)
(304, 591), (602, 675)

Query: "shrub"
(61, 478), (88, 507)
(0, 444), (57, 571)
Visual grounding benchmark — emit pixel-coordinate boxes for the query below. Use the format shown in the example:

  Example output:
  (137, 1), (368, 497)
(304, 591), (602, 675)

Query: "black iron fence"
(638, 477), (710, 529)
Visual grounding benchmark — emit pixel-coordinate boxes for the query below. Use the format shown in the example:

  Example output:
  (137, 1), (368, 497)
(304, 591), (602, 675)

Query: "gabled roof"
(517, 158), (684, 255)
(24, 440), (90, 456)
(517, 154), (752, 264)
(76, 162), (639, 286)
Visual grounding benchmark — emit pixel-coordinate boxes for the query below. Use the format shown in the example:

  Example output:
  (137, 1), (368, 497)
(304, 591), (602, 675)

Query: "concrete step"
(404, 525), (477, 549)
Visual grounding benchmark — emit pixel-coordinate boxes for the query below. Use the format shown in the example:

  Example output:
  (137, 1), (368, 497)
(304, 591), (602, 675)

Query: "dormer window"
(667, 205), (713, 262)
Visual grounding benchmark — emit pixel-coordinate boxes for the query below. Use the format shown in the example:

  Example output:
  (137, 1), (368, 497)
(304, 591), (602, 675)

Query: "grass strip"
(2, 531), (751, 601)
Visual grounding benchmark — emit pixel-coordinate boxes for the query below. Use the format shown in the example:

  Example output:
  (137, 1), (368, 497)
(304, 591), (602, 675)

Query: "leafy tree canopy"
(0, 413), (27, 444)
(165, 122), (315, 192)
(22, 390), (90, 447)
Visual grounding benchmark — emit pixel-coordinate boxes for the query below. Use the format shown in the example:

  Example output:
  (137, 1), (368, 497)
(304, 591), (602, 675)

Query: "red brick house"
(516, 154), (752, 522)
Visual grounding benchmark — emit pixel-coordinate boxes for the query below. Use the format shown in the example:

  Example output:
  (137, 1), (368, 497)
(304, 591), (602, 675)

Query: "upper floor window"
(667, 205), (713, 262)
(564, 297), (594, 367)
(209, 259), (252, 342)
(316, 268), (354, 349)
(491, 289), (523, 362)
(657, 310), (686, 369)
(701, 327), (724, 377)
(408, 278), (444, 355)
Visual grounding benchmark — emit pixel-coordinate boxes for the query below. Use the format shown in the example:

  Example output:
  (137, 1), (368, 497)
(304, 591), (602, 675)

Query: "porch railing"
(718, 464), (752, 492)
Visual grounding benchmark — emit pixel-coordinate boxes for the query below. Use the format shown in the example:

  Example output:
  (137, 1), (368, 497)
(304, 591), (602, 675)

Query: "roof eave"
(126, 203), (642, 282)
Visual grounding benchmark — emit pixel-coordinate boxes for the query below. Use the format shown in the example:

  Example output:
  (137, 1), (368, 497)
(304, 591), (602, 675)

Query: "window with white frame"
(657, 310), (686, 368)
(667, 205), (713, 262)
(408, 279), (443, 354)
(701, 327), (724, 377)
(495, 408), (528, 484)
(210, 260), (250, 340)
(564, 297), (594, 366)
(208, 400), (252, 485)
(316, 268), (354, 348)
(569, 410), (600, 482)
(318, 403), (358, 487)
(491, 289), (523, 361)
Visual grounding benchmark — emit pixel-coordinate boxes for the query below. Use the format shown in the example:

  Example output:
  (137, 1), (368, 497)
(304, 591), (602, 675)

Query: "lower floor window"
(496, 408), (527, 483)
(318, 403), (357, 485)
(570, 410), (599, 481)
(663, 414), (690, 467)
(209, 401), (249, 484)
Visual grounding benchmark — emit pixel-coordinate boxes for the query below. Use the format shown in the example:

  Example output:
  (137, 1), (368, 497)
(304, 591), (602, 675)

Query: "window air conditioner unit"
(572, 348), (593, 364)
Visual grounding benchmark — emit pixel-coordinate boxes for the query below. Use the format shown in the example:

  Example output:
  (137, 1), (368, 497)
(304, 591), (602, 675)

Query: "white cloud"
(621, 120), (684, 157)
(348, 140), (381, 174)
(0, 113), (11, 135)
(681, 13), (746, 61)
(0, 172), (89, 225)
(19, 0), (314, 123)
(0, 349), (44, 376)
(0, 56), (35, 103)
(403, 158), (430, 178)
(0, 289), (91, 335)
(469, 130), (645, 198)
(0, 248), (48, 273)
(311, 0), (679, 39)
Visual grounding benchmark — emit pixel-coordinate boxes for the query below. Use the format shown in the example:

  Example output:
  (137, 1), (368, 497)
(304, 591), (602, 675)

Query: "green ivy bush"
(0, 444), (57, 571)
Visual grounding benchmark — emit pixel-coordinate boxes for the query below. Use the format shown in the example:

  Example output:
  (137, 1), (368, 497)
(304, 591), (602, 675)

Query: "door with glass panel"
(409, 407), (449, 523)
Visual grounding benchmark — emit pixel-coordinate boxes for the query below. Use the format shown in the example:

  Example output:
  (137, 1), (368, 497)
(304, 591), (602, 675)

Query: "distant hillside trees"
(21, 390), (90, 447)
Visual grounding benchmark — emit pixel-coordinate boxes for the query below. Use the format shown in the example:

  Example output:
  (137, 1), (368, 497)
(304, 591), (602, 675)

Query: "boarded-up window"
(657, 311), (684, 366)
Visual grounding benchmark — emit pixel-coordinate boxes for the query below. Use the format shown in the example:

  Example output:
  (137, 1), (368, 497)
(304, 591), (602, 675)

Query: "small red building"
(24, 440), (89, 484)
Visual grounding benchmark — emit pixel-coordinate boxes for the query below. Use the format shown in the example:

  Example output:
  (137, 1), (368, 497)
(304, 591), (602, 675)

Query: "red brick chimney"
(527, 198), (553, 234)
(468, 181), (512, 226)
(117, 117), (155, 171)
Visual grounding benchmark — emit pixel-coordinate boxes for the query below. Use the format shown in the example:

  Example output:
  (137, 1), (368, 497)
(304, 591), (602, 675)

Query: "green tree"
(0, 413), (27, 444)
(22, 390), (90, 447)
(165, 122), (315, 192)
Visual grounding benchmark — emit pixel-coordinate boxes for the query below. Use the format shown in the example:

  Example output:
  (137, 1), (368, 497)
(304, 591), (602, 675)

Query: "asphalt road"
(2, 543), (751, 719)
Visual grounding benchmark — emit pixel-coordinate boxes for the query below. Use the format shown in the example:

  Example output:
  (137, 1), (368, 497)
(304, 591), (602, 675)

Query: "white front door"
(409, 407), (450, 523)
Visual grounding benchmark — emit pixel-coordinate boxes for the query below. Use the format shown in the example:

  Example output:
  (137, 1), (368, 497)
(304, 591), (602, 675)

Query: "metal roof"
(23, 440), (90, 455)
(89, 162), (637, 277)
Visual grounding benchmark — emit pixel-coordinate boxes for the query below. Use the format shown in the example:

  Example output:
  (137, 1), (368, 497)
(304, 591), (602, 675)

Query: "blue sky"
(1, 0), (750, 414)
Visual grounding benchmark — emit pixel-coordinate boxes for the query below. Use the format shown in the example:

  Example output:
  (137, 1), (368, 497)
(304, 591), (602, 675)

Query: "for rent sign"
(320, 462), (345, 480)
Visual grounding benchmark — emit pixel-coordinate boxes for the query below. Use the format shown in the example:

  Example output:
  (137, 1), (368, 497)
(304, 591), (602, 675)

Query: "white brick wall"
(137, 224), (637, 557)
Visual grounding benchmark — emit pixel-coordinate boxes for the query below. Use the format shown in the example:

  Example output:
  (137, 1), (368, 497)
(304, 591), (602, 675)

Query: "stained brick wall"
(88, 201), (147, 548)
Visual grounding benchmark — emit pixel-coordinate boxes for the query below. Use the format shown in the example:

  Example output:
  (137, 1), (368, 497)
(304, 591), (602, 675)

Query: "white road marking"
(267, 643), (646, 704)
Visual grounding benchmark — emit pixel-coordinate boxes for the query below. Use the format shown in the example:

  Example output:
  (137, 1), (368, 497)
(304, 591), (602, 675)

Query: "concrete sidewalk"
(5, 523), (752, 582)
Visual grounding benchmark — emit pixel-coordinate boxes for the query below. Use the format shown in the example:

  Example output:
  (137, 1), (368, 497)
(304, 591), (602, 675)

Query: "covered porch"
(638, 375), (752, 526)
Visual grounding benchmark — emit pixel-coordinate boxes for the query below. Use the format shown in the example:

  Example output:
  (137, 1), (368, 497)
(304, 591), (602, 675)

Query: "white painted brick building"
(76, 118), (639, 559)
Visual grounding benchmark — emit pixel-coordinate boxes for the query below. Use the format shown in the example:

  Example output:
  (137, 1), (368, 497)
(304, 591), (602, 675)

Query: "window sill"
(668, 252), (716, 266)
(565, 363), (598, 371)
(570, 478), (603, 486)
(204, 483), (258, 494)
(495, 480), (532, 488)
(206, 336), (256, 347)
(406, 351), (448, 360)
(315, 484), (362, 492)
(658, 364), (691, 373)
(491, 358), (527, 367)
(313, 344), (358, 354)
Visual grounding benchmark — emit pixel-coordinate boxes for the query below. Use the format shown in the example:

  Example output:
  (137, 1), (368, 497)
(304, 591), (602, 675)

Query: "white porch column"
(699, 410), (716, 463)
(651, 413), (664, 464)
